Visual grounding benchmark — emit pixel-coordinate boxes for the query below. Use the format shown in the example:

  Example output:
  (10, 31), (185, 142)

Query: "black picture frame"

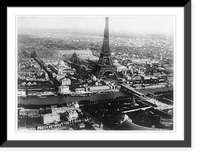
(2, 1), (191, 148)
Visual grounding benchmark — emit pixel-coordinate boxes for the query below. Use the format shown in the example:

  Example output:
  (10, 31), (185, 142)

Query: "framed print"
(2, 1), (191, 147)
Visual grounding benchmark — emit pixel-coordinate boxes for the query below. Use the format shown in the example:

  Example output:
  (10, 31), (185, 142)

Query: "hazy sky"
(17, 16), (175, 34)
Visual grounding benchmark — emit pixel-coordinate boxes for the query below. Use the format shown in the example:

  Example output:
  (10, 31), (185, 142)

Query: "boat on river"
(38, 96), (47, 98)
(70, 93), (88, 97)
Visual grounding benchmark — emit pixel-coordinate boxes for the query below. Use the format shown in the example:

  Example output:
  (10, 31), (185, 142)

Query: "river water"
(18, 91), (129, 105)
(18, 86), (173, 106)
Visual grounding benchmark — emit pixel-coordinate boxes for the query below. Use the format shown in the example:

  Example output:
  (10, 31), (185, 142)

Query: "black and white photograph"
(17, 15), (174, 131)
(3, 2), (193, 149)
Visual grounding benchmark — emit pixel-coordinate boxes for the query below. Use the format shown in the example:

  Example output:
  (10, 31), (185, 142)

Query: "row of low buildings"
(18, 82), (118, 97)
(19, 108), (40, 117)
(18, 102), (81, 125)
(41, 113), (60, 124)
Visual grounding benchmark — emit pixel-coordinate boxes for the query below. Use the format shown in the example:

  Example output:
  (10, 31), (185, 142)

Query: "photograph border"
(2, 1), (191, 147)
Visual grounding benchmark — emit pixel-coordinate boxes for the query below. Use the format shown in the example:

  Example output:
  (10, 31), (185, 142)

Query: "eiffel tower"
(95, 17), (118, 79)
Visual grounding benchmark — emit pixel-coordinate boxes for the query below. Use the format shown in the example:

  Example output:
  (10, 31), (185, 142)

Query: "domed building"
(56, 60), (75, 76)
(71, 52), (80, 65)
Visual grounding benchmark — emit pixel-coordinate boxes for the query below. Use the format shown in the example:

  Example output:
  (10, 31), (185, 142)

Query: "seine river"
(18, 86), (173, 106)
(18, 91), (129, 105)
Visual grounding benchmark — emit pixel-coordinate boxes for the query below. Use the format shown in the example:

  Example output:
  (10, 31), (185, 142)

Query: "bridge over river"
(120, 84), (173, 111)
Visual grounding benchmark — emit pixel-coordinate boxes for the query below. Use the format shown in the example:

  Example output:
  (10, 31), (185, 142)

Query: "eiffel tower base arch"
(97, 68), (118, 79)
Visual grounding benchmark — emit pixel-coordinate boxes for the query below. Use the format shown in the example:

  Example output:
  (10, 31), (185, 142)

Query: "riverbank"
(18, 86), (173, 106)
(137, 86), (173, 95)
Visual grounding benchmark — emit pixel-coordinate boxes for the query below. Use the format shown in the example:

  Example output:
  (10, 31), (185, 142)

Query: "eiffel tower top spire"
(102, 17), (110, 54)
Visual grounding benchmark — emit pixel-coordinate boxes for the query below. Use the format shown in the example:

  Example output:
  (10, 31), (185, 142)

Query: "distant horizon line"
(18, 27), (174, 36)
